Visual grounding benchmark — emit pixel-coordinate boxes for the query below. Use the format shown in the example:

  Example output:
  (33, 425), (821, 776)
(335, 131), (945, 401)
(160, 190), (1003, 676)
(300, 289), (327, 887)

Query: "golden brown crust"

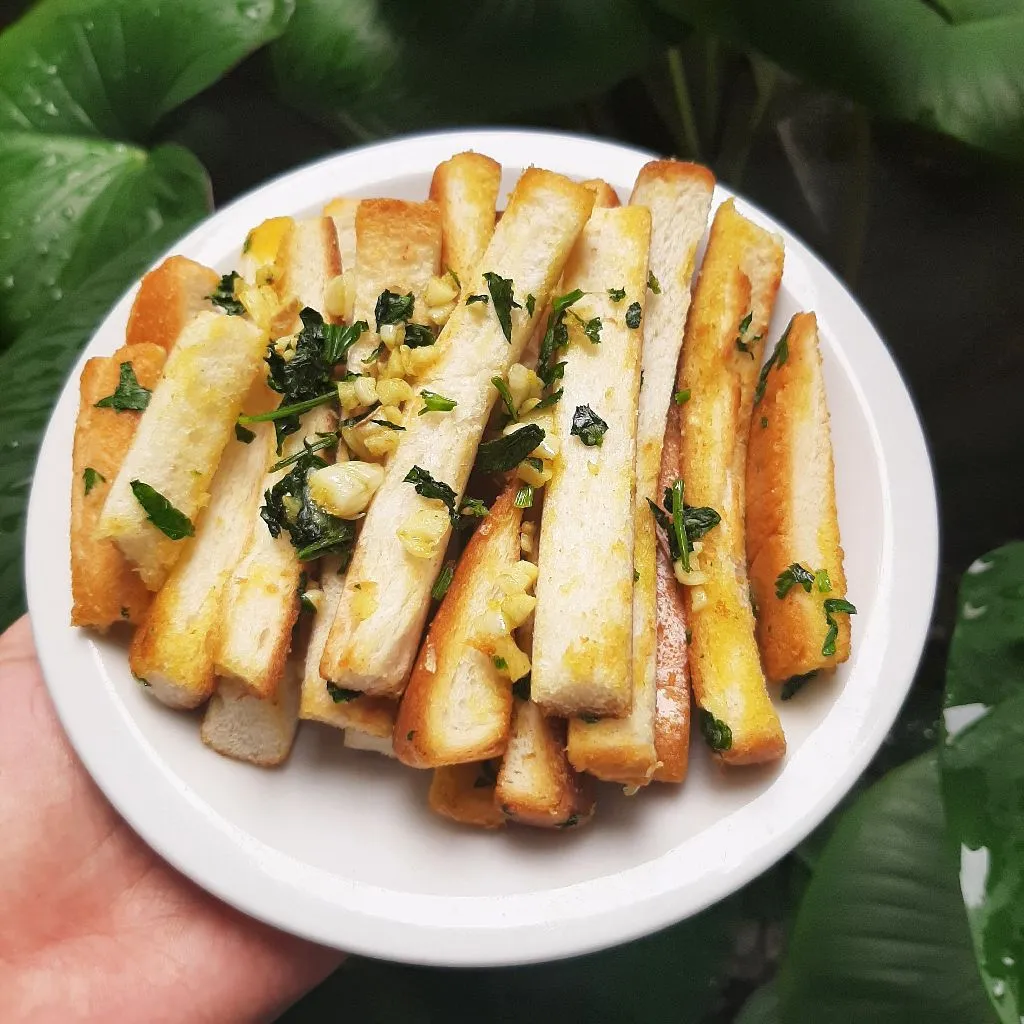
(677, 199), (786, 765)
(428, 763), (506, 829)
(633, 159), (716, 195)
(580, 178), (621, 208)
(498, 704), (595, 828)
(125, 256), (219, 351)
(652, 400), (691, 782)
(746, 312), (851, 680)
(429, 152), (501, 287)
(70, 344), (166, 629)
(392, 484), (521, 767)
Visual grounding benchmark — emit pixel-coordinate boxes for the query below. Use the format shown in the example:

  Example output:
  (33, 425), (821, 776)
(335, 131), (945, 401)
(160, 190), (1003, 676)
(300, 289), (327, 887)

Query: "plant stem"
(667, 47), (702, 160)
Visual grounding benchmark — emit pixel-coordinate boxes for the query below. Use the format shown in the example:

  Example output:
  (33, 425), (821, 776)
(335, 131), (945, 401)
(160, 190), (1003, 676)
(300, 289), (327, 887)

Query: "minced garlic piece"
(397, 507), (449, 558)
(307, 461), (384, 519)
(376, 377), (413, 407)
(324, 273), (354, 321)
(424, 274), (459, 308)
(507, 363), (544, 413)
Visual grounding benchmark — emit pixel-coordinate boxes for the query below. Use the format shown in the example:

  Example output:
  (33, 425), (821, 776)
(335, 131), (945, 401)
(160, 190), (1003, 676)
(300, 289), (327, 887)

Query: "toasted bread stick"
(200, 663), (301, 767)
(580, 178), (621, 208)
(128, 409), (274, 709)
(428, 762), (506, 830)
(429, 152), (501, 289)
(299, 557), (398, 738)
(568, 161), (713, 781)
(346, 199), (442, 365)
(497, 702), (595, 828)
(97, 310), (268, 591)
(746, 312), (851, 681)
(322, 198), (359, 271)
(277, 217), (342, 322)
(677, 199), (786, 765)
(531, 205), (651, 719)
(71, 344), (166, 629)
(652, 400), (691, 782)
(125, 256), (219, 351)
(320, 170), (594, 697)
(393, 484), (522, 768)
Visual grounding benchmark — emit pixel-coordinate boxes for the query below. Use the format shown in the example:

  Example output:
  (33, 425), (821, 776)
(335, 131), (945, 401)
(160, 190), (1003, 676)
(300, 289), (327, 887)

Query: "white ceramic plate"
(25, 129), (937, 967)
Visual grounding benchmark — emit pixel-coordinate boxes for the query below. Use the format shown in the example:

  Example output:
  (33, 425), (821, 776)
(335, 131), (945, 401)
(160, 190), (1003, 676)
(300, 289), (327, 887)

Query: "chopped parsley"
(493, 656), (508, 671)
(579, 712), (600, 724)
(781, 672), (818, 701)
(570, 404), (608, 447)
(323, 320), (369, 364)
(674, 389), (691, 405)
(815, 569), (832, 593)
(647, 480), (721, 572)
(362, 341), (385, 364)
(327, 683), (361, 703)
(95, 362), (150, 412)
(268, 432), (340, 473)
(775, 562), (816, 598)
(371, 418), (405, 431)
(482, 271), (521, 342)
(580, 315), (602, 344)
(431, 560), (456, 601)
(260, 451), (356, 563)
(419, 390), (458, 414)
(466, 293), (489, 305)
(403, 465), (459, 523)
(625, 301), (642, 329)
(129, 480), (194, 541)
(735, 311), (762, 359)
(514, 483), (534, 508)
(235, 423), (256, 444)
(537, 289), (584, 387)
(374, 289), (415, 330)
(557, 814), (580, 830)
(647, 271), (661, 294)
(208, 272), (244, 315)
(82, 467), (105, 495)
(698, 708), (733, 752)
(525, 293), (537, 317)
(476, 424), (545, 473)
(608, 286), (626, 303)
(823, 598), (857, 657)
(754, 324), (791, 405)
(403, 323), (438, 348)
(459, 497), (490, 519)
(532, 388), (563, 411)
(491, 376), (518, 420)
(445, 267), (461, 290)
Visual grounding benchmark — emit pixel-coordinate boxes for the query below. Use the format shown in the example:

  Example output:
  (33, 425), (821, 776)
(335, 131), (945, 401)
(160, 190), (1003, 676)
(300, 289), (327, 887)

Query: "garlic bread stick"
(676, 199), (786, 765)
(531, 204), (651, 718)
(125, 256), (219, 351)
(346, 198), (442, 365)
(320, 169), (595, 696)
(393, 483), (523, 768)
(429, 152), (501, 288)
(568, 161), (712, 781)
(428, 762), (506, 830)
(746, 312), (852, 682)
(71, 344), (166, 629)
(97, 310), (268, 590)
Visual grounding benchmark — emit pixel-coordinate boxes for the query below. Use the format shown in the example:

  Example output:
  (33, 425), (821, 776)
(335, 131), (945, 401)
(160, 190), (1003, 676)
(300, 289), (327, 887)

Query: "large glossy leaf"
(0, 215), (201, 630)
(0, 0), (294, 139)
(778, 753), (995, 1023)
(271, 0), (667, 138)
(941, 543), (1024, 1023)
(654, 0), (1024, 160)
(0, 135), (209, 343)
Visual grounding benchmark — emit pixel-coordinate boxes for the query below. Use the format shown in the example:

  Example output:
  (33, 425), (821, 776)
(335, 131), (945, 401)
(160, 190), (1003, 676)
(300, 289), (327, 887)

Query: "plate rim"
(25, 128), (938, 966)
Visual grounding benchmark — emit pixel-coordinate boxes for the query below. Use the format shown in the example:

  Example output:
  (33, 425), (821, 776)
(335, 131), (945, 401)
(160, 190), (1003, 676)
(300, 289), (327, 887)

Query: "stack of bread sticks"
(70, 151), (854, 830)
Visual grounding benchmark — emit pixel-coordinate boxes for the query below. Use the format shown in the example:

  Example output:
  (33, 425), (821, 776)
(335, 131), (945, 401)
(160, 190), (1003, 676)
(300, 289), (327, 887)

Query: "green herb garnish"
(493, 656), (508, 671)
(235, 423), (256, 444)
(362, 341), (385, 364)
(648, 271), (661, 294)
(775, 563), (816, 598)
(525, 293), (536, 317)
(647, 480), (721, 572)
(323, 319), (369, 364)
(82, 467), (105, 495)
(459, 497), (490, 519)
(537, 289), (584, 386)
(579, 712), (600, 724)
(268, 432), (339, 473)
(781, 672), (818, 701)
(822, 598), (857, 657)
(815, 569), (833, 593)
(532, 388), (563, 411)
(446, 267), (461, 290)
(466, 294), (489, 305)
(674, 389), (691, 405)
(371, 418), (405, 431)
(754, 324), (791, 405)
(327, 683), (361, 703)
(209, 271), (244, 315)
(608, 287), (626, 303)
(374, 289), (415, 330)
(735, 311), (762, 358)
(404, 323), (438, 348)
(95, 362), (150, 412)
(432, 560), (456, 601)
(476, 424), (545, 473)
(492, 376), (518, 420)
(129, 480), (194, 541)
(512, 675), (531, 700)
(482, 271), (521, 342)
(404, 465), (459, 523)
(625, 301), (642, 329)
(570, 404), (608, 447)
(698, 708), (733, 752)
(419, 390), (458, 414)
(514, 483), (534, 508)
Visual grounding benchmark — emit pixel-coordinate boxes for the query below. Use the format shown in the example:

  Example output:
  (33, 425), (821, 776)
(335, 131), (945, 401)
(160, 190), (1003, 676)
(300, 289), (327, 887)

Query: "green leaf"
(129, 480), (194, 540)
(0, 0), (295, 139)
(0, 215), (198, 631)
(0, 135), (210, 345)
(778, 753), (995, 1023)
(941, 542), (1024, 1023)
(654, 0), (1024, 160)
(271, 0), (664, 137)
(94, 360), (151, 411)
(475, 423), (545, 474)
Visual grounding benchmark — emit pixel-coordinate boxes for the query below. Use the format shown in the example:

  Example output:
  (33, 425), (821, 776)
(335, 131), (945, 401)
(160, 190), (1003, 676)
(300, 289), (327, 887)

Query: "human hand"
(0, 616), (342, 1023)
